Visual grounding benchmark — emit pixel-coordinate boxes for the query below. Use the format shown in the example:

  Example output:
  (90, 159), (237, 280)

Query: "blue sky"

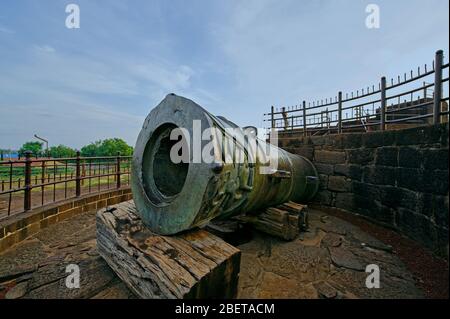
(0, 0), (448, 149)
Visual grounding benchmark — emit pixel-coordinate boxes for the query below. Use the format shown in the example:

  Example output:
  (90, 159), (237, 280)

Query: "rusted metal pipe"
(131, 94), (319, 235)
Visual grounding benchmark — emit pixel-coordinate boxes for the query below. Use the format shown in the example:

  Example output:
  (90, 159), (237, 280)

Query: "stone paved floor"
(0, 208), (424, 299)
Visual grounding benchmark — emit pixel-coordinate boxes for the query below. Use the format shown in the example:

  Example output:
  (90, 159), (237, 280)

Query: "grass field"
(0, 163), (131, 190)
(0, 173), (131, 218)
(0, 159), (131, 217)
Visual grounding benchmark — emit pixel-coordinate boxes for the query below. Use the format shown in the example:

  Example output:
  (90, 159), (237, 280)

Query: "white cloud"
(34, 45), (56, 54)
(0, 43), (216, 148)
(0, 25), (14, 34)
(0, 0), (448, 149)
(213, 0), (449, 109)
(130, 62), (194, 92)
(0, 90), (144, 149)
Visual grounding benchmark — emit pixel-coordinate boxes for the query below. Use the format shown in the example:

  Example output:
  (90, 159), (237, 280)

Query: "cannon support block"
(96, 201), (241, 299)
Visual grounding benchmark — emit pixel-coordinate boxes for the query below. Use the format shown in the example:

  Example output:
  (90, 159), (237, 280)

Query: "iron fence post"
(76, 151), (81, 197)
(326, 108), (330, 133)
(302, 100), (307, 136)
(270, 106), (275, 129)
(423, 81), (427, 101)
(281, 107), (288, 129)
(433, 50), (443, 124)
(380, 76), (386, 131)
(24, 151), (32, 211)
(338, 91), (342, 134)
(81, 159), (85, 186)
(269, 106), (275, 141)
(116, 152), (121, 189)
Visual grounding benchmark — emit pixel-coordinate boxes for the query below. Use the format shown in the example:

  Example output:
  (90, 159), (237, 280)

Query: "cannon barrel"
(131, 94), (319, 235)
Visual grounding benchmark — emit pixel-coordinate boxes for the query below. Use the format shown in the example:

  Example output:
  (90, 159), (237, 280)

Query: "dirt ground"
(0, 207), (447, 299)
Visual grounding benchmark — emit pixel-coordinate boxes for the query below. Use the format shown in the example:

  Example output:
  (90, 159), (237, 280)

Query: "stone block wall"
(280, 123), (449, 256)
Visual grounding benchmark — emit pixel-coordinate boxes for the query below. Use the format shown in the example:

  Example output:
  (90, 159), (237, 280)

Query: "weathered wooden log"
(278, 201), (309, 231)
(278, 201), (307, 213)
(235, 201), (308, 241)
(96, 200), (241, 299)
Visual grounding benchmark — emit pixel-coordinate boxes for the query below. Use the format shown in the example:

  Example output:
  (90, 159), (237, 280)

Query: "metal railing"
(265, 50), (449, 138)
(0, 151), (132, 218)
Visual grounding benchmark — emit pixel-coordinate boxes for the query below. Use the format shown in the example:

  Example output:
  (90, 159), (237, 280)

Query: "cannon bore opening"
(142, 123), (189, 204)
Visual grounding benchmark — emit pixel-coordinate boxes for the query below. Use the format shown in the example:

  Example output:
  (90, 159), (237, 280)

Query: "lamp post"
(34, 134), (49, 158)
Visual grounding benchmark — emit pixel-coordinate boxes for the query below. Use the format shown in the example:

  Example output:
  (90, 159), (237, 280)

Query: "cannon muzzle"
(131, 94), (319, 235)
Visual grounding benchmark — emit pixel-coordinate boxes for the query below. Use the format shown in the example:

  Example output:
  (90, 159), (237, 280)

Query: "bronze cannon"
(131, 94), (319, 235)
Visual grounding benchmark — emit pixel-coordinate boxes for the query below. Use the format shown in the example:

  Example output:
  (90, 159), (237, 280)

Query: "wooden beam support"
(96, 201), (241, 299)
(235, 202), (308, 241)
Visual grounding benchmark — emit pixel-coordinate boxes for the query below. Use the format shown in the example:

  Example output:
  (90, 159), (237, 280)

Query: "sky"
(0, 0), (448, 150)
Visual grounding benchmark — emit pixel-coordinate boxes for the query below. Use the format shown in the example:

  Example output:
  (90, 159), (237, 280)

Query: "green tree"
(19, 141), (43, 157)
(80, 139), (133, 157)
(98, 138), (133, 156)
(49, 145), (77, 158)
(80, 141), (101, 157)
